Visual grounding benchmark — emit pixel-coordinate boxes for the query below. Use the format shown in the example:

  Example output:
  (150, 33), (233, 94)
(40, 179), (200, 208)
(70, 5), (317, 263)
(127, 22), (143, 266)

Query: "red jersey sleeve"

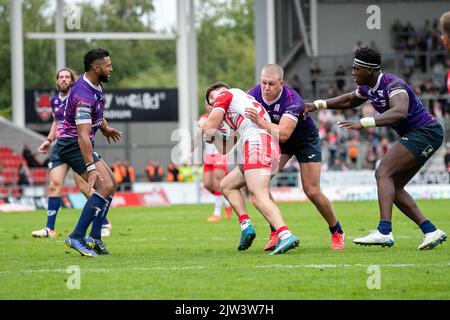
(212, 90), (233, 112)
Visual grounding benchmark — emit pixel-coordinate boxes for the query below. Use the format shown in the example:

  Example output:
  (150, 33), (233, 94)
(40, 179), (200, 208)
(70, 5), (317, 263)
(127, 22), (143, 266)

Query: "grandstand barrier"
(1, 171), (449, 212)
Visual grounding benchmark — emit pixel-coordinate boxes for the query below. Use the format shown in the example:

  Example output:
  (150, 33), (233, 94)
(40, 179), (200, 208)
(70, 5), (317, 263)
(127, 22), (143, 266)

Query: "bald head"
(261, 64), (284, 81)
(260, 64), (285, 101)
(441, 11), (450, 52)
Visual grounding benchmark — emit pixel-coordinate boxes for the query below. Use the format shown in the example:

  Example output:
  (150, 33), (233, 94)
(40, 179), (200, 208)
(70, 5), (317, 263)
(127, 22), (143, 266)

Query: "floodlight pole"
(176, 0), (198, 160)
(10, 0), (25, 128)
(56, 0), (66, 70)
(254, 0), (276, 80)
(310, 0), (319, 57)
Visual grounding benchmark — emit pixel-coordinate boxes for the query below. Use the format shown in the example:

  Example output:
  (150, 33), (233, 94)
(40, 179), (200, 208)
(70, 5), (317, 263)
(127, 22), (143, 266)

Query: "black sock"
(329, 221), (344, 234)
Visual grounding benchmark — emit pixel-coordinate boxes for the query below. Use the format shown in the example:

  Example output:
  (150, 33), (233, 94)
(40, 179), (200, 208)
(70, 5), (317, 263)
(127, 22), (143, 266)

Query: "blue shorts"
(48, 144), (66, 171)
(399, 121), (444, 164)
(280, 129), (322, 163)
(55, 138), (101, 175)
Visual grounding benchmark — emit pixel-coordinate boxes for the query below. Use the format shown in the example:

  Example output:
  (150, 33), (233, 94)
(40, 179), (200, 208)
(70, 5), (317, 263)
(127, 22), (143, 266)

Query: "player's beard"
(99, 73), (109, 83)
(57, 83), (70, 94)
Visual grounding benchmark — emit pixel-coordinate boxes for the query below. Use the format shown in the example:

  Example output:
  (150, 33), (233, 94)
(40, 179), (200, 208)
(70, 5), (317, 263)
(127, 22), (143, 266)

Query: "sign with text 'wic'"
(25, 88), (179, 125)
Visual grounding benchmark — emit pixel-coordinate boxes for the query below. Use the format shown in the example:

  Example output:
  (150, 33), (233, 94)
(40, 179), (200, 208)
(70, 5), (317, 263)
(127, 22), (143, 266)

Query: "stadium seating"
(30, 169), (48, 185)
(62, 186), (80, 195)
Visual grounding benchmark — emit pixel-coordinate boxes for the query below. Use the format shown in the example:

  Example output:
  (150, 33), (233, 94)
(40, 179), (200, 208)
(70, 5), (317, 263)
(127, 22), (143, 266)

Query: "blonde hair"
(441, 11), (450, 36)
(261, 64), (284, 81)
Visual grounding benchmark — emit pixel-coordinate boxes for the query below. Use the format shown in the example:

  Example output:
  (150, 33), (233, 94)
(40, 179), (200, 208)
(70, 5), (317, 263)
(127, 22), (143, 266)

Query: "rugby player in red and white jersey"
(202, 82), (299, 255)
(196, 101), (233, 222)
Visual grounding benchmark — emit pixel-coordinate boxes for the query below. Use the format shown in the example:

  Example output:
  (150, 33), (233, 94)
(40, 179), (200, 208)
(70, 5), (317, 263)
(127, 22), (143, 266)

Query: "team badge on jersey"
(34, 92), (53, 122)
(421, 145), (434, 158)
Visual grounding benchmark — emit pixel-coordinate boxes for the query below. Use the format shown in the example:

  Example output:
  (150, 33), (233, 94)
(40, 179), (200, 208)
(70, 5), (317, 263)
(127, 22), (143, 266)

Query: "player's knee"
(204, 181), (215, 193)
(251, 192), (270, 207)
(375, 167), (391, 181)
(48, 179), (62, 194)
(97, 178), (115, 195)
(304, 186), (320, 201)
(220, 179), (232, 195)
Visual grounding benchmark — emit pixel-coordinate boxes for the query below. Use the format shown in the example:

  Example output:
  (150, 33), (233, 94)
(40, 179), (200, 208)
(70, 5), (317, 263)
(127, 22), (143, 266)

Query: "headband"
(353, 58), (380, 69)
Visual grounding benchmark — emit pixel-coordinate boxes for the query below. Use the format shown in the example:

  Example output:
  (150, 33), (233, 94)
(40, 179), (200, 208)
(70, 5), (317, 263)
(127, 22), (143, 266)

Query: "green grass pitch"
(0, 199), (448, 299)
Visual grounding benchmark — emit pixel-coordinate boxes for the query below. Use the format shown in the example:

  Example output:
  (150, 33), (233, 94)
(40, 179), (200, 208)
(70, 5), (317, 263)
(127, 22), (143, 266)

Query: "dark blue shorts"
(48, 144), (66, 171)
(399, 121), (444, 164)
(280, 129), (322, 163)
(55, 138), (101, 175)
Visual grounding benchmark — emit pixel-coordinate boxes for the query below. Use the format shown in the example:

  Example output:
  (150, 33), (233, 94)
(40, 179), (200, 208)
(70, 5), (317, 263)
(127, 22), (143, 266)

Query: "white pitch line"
(0, 263), (448, 275)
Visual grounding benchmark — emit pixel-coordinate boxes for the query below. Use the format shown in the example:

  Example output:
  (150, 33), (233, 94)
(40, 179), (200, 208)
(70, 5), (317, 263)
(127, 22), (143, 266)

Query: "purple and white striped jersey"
(50, 93), (68, 138)
(59, 74), (105, 140)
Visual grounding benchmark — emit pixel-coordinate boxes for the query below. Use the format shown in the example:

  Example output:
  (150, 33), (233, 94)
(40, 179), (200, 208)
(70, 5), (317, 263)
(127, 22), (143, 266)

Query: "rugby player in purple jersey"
(247, 64), (346, 251)
(58, 49), (121, 257)
(305, 47), (446, 250)
(32, 68), (116, 239)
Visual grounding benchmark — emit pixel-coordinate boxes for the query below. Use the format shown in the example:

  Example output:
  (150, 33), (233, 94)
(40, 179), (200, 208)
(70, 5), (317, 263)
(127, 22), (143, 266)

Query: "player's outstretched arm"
(338, 92), (409, 131)
(37, 120), (57, 153)
(304, 91), (367, 116)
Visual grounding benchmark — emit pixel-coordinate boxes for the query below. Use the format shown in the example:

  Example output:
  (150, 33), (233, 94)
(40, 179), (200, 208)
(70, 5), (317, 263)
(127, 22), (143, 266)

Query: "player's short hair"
(84, 48), (110, 72)
(56, 68), (76, 83)
(441, 11), (450, 37)
(354, 46), (381, 69)
(205, 82), (231, 106)
(261, 64), (284, 81)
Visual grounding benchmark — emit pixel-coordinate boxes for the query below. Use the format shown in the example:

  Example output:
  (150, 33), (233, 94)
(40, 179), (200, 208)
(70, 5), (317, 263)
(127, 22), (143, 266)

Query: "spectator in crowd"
(22, 145), (41, 168)
(431, 59), (445, 86)
(403, 22), (416, 43)
(146, 160), (164, 182)
(326, 130), (338, 166)
(441, 11), (450, 52)
(335, 65), (346, 93)
(377, 138), (390, 158)
(18, 160), (31, 187)
(309, 63), (321, 97)
(111, 159), (123, 187)
(178, 164), (195, 182)
(417, 36), (428, 73)
(364, 147), (378, 170)
(120, 160), (135, 191)
(353, 40), (363, 53)
(166, 162), (180, 182)
(288, 74), (302, 95)
(391, 19), (404, 49)
(445, 143), (450, 183)
(346, 137), (360, 169)
(330, 158), (348, 171)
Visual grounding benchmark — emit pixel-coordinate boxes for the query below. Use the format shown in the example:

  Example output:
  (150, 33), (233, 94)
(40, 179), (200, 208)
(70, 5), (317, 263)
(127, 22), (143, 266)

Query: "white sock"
(240, 219), (251, 231)
(278, 229), (292, 240)
(214, 194), (223, 216)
